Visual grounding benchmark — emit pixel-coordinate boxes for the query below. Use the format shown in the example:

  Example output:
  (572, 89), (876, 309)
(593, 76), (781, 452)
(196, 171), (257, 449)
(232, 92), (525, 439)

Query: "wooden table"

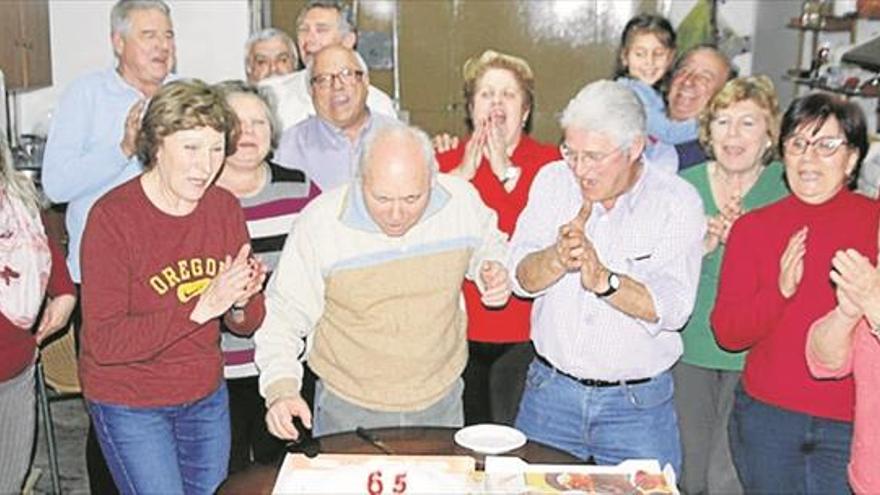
(217, 426), (582, 494)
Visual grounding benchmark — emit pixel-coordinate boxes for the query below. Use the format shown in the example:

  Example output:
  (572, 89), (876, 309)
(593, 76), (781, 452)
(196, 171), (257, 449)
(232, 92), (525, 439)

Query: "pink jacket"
(807, 318), (880, 494)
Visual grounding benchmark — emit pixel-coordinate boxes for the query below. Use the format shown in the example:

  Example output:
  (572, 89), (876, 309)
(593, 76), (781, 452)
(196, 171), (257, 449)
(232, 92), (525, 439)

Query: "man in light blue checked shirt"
(510, 80), (705, 477)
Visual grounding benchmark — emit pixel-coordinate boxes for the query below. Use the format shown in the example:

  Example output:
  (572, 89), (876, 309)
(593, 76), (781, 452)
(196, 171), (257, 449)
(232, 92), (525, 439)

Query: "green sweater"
(679, 160), (788, 370)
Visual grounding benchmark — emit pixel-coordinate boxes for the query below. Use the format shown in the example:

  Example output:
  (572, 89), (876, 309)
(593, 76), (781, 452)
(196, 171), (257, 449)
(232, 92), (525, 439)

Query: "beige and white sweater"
(255, 174), (508, 412)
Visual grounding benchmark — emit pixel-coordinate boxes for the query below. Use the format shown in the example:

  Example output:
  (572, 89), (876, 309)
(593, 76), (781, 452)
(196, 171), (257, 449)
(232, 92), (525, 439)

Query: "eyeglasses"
(783, 135), (849, 157)
(310, 68), (364, 90)
(559, 143), (624, 166)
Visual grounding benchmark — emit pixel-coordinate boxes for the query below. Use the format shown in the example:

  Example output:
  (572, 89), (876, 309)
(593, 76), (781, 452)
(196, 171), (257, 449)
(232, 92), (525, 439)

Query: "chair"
(35, 327), (81, 495)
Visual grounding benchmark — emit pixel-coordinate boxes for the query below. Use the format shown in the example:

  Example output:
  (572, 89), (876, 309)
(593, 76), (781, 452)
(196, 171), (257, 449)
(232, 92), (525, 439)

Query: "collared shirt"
(510, 161), (705, 381)
(255, 175), (509, 411)
(258, 69), (397, 132)
(42, 67), (174, 281)
(274, 112), (397, 192)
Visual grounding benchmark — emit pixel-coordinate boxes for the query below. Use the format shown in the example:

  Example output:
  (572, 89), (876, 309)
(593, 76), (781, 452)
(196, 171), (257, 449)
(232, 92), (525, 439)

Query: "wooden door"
(271, 0), (666, 144)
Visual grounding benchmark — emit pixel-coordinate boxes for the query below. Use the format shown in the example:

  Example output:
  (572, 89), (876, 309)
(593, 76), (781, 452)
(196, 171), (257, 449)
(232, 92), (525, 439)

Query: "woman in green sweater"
(674, 76), (789, 495)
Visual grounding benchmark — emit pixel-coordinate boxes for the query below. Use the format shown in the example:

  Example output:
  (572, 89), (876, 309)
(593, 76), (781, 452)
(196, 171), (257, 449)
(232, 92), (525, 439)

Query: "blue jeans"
(88, 383), (230, 495)
(514, 359), (681, 476)
(728, 384), (852, 494)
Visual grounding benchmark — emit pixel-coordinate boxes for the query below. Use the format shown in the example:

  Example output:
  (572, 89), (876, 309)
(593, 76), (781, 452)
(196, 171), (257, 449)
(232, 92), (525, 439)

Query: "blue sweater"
(617, 77), (698, 145)
(42, 67), (152, 281)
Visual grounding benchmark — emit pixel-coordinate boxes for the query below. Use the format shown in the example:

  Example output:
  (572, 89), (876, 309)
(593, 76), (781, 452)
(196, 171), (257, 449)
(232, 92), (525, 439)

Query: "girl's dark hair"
(613, 14), (676, 87)
(779, 92), (868, 188)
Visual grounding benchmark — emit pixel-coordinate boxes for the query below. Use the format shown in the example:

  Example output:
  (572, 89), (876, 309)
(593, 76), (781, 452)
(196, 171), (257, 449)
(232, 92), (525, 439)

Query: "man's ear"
(629, 135), (646, 159)
(342, 32), (357, 49)
(111, 32), (125, 59)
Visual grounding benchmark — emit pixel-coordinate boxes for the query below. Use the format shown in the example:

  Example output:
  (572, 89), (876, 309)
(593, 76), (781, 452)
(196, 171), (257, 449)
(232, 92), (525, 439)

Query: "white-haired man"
(256, 122), (511, 438)
(510, 80), (705, 475)
(259, 0), (396, 131)
(41, 3), (176, 491)
(274, 45), (397, 191)
(245, 28), (298, 84)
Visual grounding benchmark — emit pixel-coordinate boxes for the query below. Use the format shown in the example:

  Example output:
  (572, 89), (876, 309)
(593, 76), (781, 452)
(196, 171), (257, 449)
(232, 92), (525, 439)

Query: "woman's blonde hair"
(462, 50), (535, 131)
(136, 79), (240, 168)
(698, 75), (780, 165)
(0, 135), (42, 215)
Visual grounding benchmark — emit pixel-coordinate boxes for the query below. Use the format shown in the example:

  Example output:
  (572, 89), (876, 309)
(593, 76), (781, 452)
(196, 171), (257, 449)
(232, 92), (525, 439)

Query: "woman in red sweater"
(435, 50), (559, 425)
(80, 80), (266, 494)
(0, 137), (76, 493)
(711, 93), (875, 494)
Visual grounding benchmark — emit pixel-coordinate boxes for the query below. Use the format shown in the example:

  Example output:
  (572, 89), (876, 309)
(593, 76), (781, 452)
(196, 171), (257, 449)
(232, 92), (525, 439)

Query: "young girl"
(615, 14), (697, 145)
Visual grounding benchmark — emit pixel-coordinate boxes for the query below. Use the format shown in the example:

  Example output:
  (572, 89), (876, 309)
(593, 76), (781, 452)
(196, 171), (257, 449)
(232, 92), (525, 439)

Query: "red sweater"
(712, 189), (880, 421)
(437, 134), (559, 342)
(0, 218), (75, 381)
(80, 178), (265, 407)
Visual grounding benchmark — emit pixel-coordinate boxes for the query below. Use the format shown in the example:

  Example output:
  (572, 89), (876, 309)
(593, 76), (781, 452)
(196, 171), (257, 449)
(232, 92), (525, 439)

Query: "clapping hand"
(705, 197), (743, 254)
(191, 243), (264, 324)
(479, 260), (512, 307)
(779, 227), (807, 299)
(555, 202), (591, 272)
(830, 220), (880, 323)
(432, 133), (460, 153)
(121, 99), (146, 158)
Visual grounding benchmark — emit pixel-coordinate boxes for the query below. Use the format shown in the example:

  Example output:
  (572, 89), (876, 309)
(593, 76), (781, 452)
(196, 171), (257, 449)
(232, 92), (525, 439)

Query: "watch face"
(609, 273), (620, 290)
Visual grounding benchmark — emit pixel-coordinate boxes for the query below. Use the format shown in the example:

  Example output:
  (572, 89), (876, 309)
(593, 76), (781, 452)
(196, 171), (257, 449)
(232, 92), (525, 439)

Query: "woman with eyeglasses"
(674, 76), (789, 495)
(435, 50), (559, 426)
(711, 92), (876, 494)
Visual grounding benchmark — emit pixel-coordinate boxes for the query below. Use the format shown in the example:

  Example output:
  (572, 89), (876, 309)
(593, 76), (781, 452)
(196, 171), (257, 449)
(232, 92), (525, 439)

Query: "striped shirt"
(222, 162), (321, 379)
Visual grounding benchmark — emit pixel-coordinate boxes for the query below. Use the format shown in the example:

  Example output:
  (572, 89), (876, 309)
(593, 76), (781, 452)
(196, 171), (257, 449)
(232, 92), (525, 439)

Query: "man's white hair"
(560, 80), (646, 148)
(304, 46), (369, 86)
(356, 122), (438, 181)
(244, 28), (298, 69)
(110, 0), (170, 37)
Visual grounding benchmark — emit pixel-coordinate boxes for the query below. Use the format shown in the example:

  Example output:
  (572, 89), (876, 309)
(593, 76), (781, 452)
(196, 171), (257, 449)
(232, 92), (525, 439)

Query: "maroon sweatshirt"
(712, 189), (880, 422)
(0, 219), (75, 382)
(80, 177), (265, 407)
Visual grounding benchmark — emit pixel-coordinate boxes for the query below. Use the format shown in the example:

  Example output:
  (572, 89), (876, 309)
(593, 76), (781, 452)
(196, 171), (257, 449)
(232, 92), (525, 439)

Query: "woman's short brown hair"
(462, 50), (535, 132)
(698, 75), (780, 165)
(136, 79), (240, 168)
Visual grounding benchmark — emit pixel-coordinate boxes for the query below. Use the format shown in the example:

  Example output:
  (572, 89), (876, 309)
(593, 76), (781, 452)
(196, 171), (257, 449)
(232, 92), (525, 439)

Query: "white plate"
(454, 424), (527, 454)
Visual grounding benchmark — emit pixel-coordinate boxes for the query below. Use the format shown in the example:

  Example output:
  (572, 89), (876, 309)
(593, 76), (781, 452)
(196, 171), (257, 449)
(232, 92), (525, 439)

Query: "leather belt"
(534, 352), (651, 388)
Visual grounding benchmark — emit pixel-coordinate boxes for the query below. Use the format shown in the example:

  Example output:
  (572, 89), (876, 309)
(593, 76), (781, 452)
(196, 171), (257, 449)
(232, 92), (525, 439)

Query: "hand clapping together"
(191, 243), (267, 324)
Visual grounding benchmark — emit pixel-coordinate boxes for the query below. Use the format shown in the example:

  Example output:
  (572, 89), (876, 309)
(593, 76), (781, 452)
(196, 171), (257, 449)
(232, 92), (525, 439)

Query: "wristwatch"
(501, 166), (521, 184)
(596, 271), (620, 298)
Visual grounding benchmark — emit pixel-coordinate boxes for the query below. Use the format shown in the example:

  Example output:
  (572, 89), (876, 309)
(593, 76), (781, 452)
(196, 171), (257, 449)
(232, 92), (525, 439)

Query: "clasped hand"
(191, 243), (267, 324)
(554, 202), (609, 293)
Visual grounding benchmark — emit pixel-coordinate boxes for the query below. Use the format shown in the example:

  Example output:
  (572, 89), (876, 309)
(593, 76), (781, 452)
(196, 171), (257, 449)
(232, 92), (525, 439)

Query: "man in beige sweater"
(255, 122), (511, 439)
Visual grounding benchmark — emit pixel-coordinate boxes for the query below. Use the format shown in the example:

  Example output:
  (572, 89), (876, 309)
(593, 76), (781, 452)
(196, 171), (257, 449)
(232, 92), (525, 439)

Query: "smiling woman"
(79, 79), (267, 495)
(711, 93), (878, 494)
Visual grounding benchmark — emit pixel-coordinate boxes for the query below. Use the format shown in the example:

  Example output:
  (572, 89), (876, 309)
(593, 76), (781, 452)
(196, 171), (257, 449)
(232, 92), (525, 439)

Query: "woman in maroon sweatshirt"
(711, 93), (876, 494)
(79, 80), (266, 495)
(0, 137), (76, 493)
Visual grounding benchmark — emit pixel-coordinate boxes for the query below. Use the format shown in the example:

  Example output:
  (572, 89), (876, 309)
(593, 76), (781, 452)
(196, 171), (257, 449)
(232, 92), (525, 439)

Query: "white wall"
(16, 0), (251, 135)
